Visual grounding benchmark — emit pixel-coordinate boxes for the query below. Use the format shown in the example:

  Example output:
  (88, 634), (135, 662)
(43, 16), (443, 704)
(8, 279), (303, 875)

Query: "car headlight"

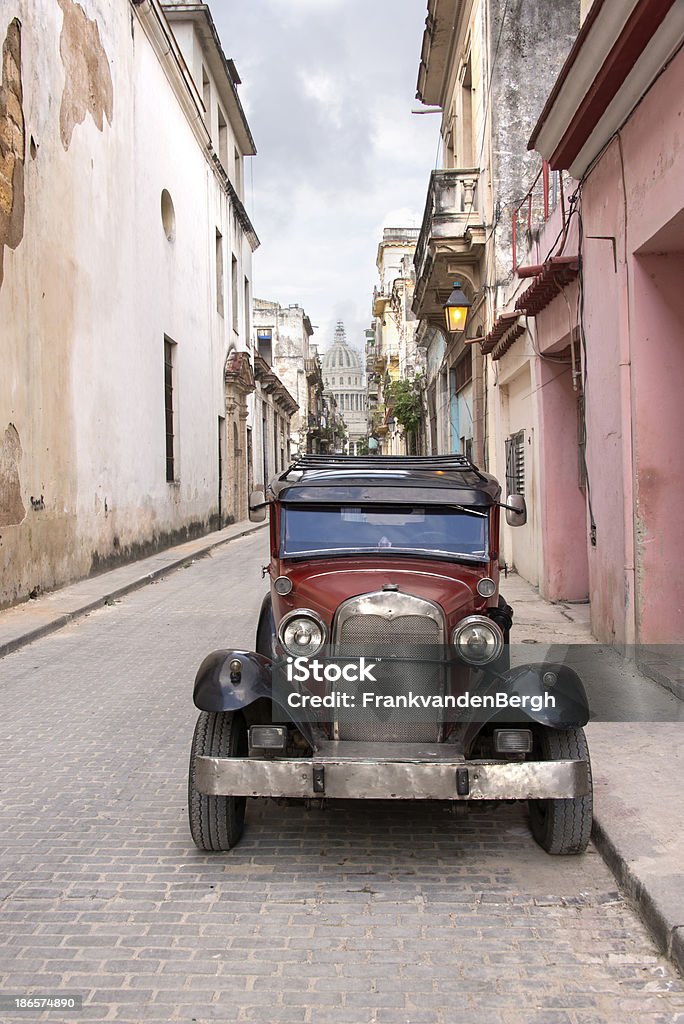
(452, 615), (504, 665)
(278, 609), (327, 657)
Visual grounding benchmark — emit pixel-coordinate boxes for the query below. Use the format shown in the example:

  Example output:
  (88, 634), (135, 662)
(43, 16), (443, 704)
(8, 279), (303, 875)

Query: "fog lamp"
(249, 726), (287, 751)
(494, 729), (533, 753)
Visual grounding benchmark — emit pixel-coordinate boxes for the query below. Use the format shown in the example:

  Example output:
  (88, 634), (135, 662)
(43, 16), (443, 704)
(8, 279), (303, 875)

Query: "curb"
(0, 521), (267, 661)
(592, 815), (684, 975)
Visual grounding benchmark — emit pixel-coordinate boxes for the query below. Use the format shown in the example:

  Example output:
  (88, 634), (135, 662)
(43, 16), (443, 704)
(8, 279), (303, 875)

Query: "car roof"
(269, 456), (502, 507)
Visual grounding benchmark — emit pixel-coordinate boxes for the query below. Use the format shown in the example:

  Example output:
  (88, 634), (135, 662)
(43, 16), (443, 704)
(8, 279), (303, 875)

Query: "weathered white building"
(321, 322), (367, 454)
(368, 228), (422, 454)
(0, 0), (258, 607)
(253, 299), (325, 458)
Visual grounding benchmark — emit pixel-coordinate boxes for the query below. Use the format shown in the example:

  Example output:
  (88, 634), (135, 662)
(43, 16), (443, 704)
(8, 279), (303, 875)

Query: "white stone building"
(253, 299), (326, 459)
(0, 0), (258, 607)
(368, 228), (422, 454)
(321, 323), (367, 454)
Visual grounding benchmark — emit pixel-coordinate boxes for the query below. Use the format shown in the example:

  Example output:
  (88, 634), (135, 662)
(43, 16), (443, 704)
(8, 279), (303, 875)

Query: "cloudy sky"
(213, 0), (439, 359)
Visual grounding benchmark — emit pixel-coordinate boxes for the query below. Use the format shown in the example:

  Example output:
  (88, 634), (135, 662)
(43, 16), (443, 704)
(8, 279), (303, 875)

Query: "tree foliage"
(386, 376), (423, 436)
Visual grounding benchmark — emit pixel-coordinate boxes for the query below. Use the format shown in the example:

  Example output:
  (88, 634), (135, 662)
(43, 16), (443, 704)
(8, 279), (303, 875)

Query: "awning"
(515, 256), (579, 318)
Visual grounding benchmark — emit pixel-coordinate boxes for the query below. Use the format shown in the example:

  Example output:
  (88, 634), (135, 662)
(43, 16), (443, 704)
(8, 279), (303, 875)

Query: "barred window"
(505, 430), (525, 497)
(164, 337), (176, 482)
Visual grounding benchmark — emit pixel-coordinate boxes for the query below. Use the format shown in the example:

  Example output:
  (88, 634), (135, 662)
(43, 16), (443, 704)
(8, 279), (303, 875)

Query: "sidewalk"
(0, 549), (681, 973)
(0, 518), (267, 659)
(504, 573), (684, 974)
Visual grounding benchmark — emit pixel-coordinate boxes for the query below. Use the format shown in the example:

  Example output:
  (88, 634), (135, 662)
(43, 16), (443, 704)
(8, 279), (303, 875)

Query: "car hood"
(273, 556), (492, 631)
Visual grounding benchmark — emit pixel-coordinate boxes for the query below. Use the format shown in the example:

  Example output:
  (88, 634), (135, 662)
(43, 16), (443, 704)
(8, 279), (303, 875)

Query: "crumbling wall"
(0, 423), (25, 527)
(489, 0), (580, 286)
(57, 0), (113, 150)
(0, 19), (24, 289)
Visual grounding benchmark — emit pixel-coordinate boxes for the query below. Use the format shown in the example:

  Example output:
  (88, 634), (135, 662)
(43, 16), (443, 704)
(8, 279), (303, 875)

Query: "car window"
(281, 505), (488, 560)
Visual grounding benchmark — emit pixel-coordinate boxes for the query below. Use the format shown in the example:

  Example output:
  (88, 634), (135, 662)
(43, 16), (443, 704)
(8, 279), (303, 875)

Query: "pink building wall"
(580, 45), (684, 645)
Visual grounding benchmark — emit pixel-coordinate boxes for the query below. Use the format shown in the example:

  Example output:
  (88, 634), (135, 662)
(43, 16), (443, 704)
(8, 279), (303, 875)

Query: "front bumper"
(195, 742), (590, 801)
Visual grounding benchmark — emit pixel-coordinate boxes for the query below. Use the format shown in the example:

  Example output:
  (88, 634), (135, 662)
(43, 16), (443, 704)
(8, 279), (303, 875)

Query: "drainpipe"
(616, 135), (637, 647)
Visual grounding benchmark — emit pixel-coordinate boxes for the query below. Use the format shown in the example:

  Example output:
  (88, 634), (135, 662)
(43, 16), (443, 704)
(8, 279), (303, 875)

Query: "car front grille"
(332, 592), (445, 743)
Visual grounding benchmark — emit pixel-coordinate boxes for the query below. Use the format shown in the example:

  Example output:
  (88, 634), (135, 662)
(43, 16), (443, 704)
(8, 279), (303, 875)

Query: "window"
(164, 337), (177, 482)
(460, 56), (474, 166)
(505, 431), (525, 497)
(257, 329), (272, 365)
(202, 66), (211, 128)
(231, 254), (239, 332)
(234, 147), (242, 194)
(244, 277), (250, 345)
(453, 351), (472, 393)
(215, 230), (224, 317)
(161, 189), (175, 242)
(218, 106), (228, 170)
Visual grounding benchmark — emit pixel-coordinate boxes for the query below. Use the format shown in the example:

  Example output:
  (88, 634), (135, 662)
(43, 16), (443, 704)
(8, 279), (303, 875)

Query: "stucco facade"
(0, 0), (258, 607)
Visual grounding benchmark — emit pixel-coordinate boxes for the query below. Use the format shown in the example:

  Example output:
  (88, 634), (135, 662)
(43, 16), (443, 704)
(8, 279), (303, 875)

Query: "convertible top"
(268, 455), (502, 507)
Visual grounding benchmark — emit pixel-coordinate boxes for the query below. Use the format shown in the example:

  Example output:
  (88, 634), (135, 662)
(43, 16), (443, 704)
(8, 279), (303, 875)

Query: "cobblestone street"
(1, 533), (683, 1024)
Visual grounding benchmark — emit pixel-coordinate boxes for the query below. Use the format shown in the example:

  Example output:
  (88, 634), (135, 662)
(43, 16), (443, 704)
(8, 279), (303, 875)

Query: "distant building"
(368, 228), (422, 454)
(252, 299), (325, 459)
(321, 322), (367, 454)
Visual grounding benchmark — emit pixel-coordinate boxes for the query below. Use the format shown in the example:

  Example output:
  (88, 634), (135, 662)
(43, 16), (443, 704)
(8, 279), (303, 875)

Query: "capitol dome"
(322, 335), (362, 372)
(321, 321), (367, 452)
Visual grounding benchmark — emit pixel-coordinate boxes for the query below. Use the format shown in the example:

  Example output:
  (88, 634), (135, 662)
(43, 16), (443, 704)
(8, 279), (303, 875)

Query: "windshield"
(281, 505), (489, 560)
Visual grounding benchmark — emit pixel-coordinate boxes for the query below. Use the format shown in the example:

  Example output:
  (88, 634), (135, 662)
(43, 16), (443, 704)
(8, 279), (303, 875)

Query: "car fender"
(193, 649), (274, 713)
(192, 648), (319, 749)
(491, 662), (590, 728)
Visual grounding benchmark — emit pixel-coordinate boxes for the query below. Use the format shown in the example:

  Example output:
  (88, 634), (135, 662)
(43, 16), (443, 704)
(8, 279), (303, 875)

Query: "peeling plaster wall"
(488, 0), (580, 287)
(0, 19), (25, 287)
(57, 0), (113, 150)
(0, 2), (254, 607)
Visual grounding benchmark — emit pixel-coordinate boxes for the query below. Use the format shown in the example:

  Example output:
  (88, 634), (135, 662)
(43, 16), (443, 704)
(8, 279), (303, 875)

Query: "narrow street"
(1, 533), (683, 1024)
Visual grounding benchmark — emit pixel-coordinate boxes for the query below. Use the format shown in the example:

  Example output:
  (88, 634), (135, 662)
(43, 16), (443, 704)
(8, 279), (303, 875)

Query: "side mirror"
(505, 494), (527, 527)
(248, 489), (268, 524)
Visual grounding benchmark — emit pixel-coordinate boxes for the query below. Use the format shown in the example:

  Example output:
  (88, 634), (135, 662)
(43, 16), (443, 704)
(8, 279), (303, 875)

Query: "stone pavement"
(0, 533), (683, 1023)
(0, 529), (682, 1021)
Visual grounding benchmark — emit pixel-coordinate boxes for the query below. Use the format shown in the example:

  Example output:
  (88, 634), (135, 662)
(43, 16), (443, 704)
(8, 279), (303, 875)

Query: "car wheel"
(528, 726), (593, 855)
(188, 710), (247, 852)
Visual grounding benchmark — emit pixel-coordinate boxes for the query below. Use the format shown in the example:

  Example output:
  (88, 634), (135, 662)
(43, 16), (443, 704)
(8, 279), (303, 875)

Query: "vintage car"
(188, 455), (592, 856)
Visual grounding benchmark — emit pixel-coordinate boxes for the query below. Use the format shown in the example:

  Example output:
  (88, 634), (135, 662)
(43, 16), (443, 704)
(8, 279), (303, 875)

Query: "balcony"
(372, 287), (390, 317)
(413, 168), (486, 326)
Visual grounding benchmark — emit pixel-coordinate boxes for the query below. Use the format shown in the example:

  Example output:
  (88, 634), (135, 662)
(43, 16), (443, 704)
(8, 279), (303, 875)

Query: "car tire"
(188, 710), (247, 852)
(528, 726), (593, 856)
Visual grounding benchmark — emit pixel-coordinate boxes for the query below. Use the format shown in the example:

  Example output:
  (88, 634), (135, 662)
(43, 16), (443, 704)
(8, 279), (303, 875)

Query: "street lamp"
(443, 281), (471, 334)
